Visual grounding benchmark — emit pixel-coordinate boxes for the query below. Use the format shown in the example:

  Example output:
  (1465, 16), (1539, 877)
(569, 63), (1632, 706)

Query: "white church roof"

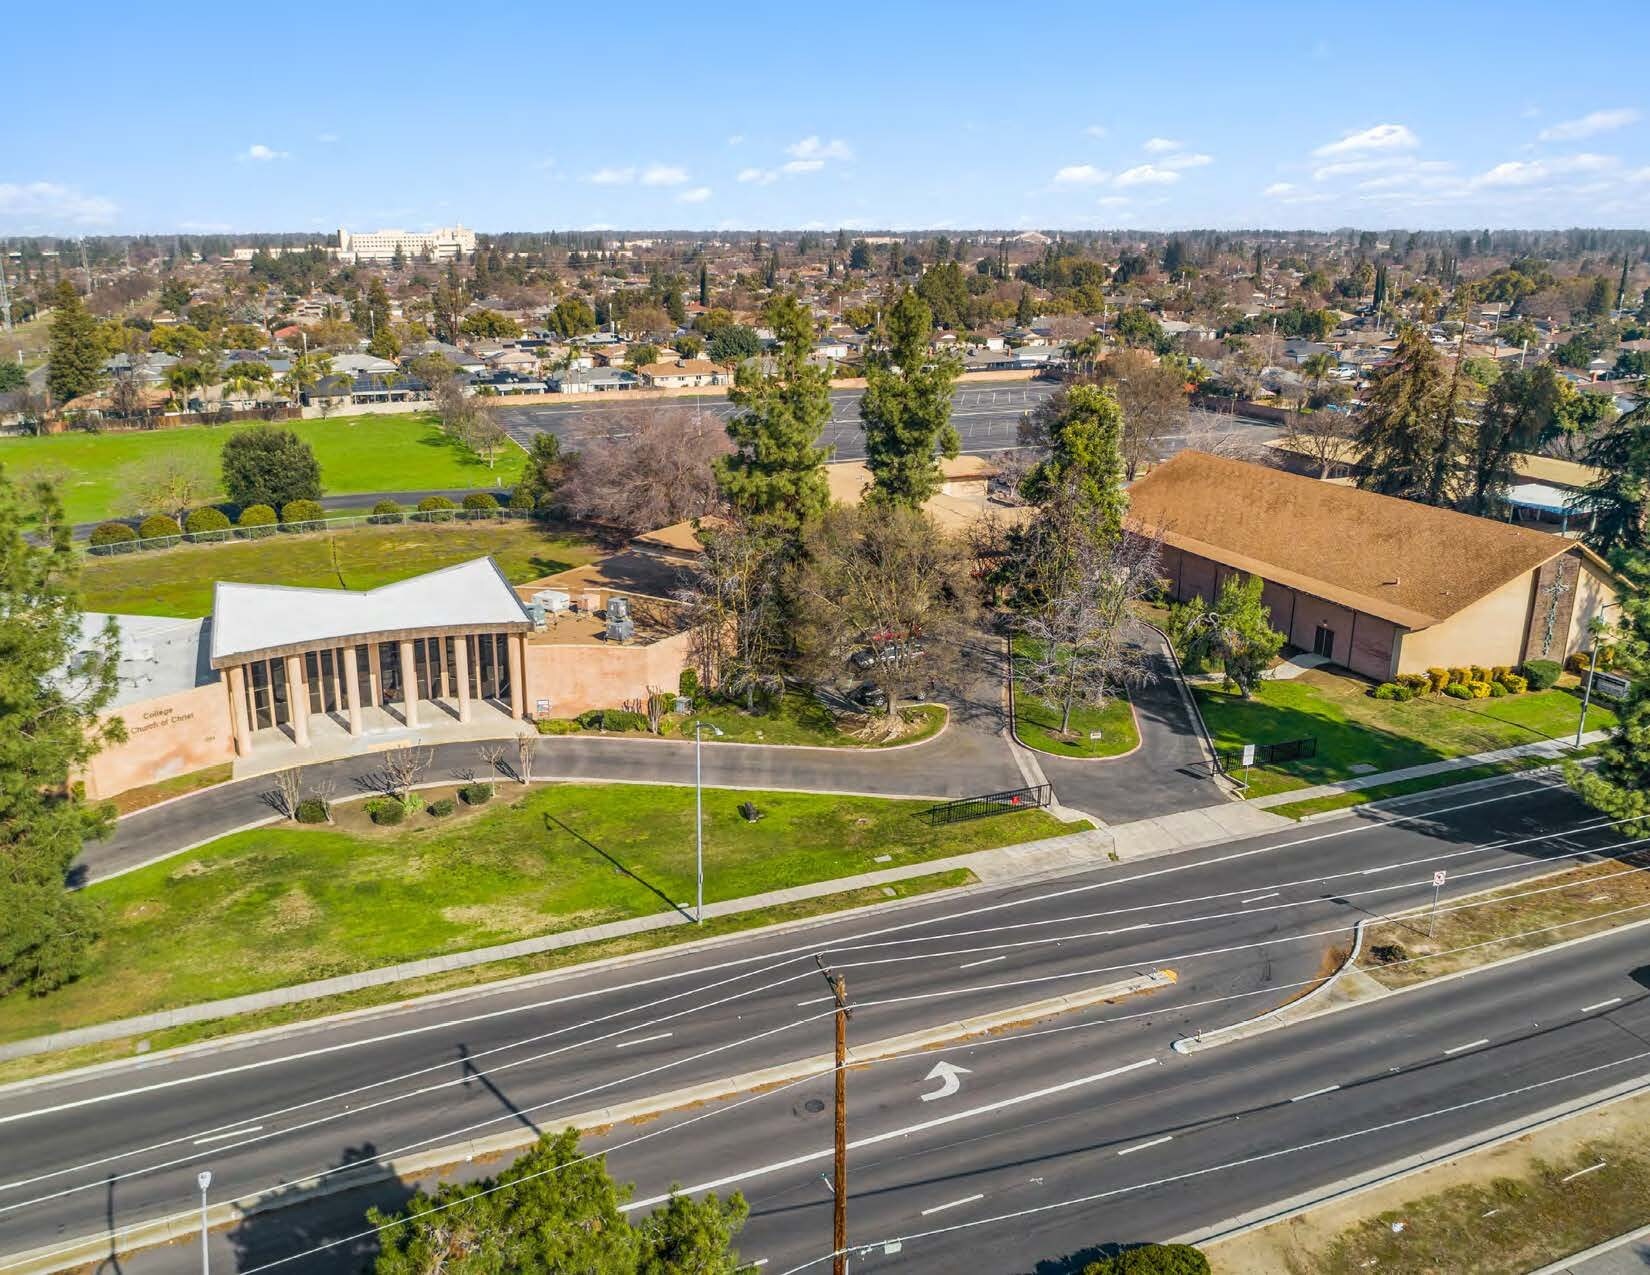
(209, 557), (529, 666)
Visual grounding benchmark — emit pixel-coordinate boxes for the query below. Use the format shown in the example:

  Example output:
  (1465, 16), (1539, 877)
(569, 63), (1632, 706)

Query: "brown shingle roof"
(1128, 452), (1573, 630)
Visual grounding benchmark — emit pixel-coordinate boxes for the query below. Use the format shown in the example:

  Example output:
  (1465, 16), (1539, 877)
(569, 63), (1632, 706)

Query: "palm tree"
(164, 362), (203, 415)
(1301, 352), (1337, 407)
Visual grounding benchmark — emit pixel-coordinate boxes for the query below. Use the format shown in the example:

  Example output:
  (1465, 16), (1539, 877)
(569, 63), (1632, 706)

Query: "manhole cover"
(803, 1099), (826, 1114)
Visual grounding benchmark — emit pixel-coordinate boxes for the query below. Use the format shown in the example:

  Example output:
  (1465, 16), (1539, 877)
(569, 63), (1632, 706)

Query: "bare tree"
(1183, 413), (1277, 466)
(380, 746), (433, 799)
(469, 402), (508, 470)
(107, 369), (149, 421)
(515, 734), (538, 786)
(675, 515), (787, 711)
(1097, 348), (1191, 480)
(274, 768), (303, 819)
(1282, 409), (1353, 478)
(477, 742), (507, 779)
(559, 405), (732, 532)
(121, 455), (216, 524)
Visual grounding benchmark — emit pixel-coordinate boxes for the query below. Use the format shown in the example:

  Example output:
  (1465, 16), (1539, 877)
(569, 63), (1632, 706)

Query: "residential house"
(635, 359), (729, 389)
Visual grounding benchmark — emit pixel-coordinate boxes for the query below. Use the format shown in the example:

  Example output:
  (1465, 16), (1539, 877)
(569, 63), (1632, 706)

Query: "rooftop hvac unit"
(605, 595), (635, 643)
(532, 589), (571, 613)
(528, 602), (546, 628)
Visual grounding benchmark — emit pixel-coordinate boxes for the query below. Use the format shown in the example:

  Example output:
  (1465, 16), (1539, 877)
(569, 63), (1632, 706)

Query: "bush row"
(1373, 662), (1544, 703)
(88, 500), (531, 550)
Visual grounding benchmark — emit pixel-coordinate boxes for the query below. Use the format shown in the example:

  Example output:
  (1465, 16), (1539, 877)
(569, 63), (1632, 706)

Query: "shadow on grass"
(544, 813), (691, 920)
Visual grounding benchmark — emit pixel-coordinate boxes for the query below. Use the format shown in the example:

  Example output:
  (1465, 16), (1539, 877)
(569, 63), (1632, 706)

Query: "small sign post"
(1430, 869), (1446, 937)
(1240, 743), (1256, 790)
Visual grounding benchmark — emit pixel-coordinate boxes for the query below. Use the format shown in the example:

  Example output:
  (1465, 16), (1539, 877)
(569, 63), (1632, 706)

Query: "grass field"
(1195, 668), (1615, 798)
(663, 693), (948, 748)
(78, 519), (600, 617)
(0, 783), (1067, 1043)
(0, 413), (524, 526)
(1009, 637), (1140, 758)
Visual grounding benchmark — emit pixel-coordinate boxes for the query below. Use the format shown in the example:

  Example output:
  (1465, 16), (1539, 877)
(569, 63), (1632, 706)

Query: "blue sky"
(4, 1), (1646, 235)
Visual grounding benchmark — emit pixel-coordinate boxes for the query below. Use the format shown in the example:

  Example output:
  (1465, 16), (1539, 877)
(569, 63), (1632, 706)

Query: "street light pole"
(197, 1169), (212, 1275)
(1576, 602), (1623, 749)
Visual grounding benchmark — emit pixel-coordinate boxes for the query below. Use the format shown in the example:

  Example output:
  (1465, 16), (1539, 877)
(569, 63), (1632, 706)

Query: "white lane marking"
(921, 1193), (984, 1216)
(796, 995), (837, 1007)
(1444, 1039), (1489, 1056)
(749, 1260), (769, 1268)
(192, 1124), (263, 1145)
(1241, 892), (1280, 904)
(1561, 1160), (1607, 1183)
(1582, 998), (1623, 1014)
(958, 955), (1007, 970)
(623, 1056), (1158, 1210)
(615, 1032), (672, 1050)
(1117, 1135), (1173, 1156)
(1290, 1085), (1340, 1102)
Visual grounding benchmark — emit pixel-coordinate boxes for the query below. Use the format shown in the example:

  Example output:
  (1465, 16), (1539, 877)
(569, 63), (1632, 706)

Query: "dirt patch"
(120, 900), (166, 923)
(439, 902), (553, 934)
(269, 887), (321, 933)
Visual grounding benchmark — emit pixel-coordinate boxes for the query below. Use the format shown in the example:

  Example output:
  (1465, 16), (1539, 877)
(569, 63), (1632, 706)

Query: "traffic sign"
(1433, 870), (1446, 887)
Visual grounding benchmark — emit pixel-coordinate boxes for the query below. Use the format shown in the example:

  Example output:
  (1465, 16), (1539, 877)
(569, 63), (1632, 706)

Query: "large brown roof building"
(1128, 452), (1622, 681)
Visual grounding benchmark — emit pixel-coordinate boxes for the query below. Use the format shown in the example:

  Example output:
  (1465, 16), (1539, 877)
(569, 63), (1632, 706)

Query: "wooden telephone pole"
(817, 957), (851, 1275)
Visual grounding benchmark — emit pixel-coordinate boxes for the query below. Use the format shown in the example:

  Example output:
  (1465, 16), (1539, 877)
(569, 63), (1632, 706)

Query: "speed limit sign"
(1433, 870), (1446, 887)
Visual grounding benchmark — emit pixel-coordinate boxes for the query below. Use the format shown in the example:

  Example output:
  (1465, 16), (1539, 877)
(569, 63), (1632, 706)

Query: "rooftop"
(77, 613), (214, 709)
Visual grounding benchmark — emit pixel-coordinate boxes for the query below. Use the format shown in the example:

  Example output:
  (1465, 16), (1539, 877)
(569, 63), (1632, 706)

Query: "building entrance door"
(1313, 624), (1336, 660)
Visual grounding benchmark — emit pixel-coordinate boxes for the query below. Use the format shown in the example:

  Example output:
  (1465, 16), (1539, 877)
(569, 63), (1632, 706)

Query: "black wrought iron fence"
(924, 784), (1052, 826)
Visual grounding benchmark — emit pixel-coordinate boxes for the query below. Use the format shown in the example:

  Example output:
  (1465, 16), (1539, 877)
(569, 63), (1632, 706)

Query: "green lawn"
(0, 784), (1069, 1043)
(1196, 668), (1617, 799)
(1010, 637), (1141, 758)
(0, 413), (523, 526)
(79, 519), (599, 617)
(664, 693), (948, 748)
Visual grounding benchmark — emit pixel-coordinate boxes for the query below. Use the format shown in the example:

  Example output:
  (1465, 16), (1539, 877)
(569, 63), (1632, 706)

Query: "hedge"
(508, 488), (535, 511)
(89, 521), (137, 547)
(238, 504), (277, 537)
(462, 492), (499, 511)
(536, 718), (581, 735)
(281, 498), (325, 524)
(1521, 659), (1562, 691)
(576, 708), (649, 732)
(184, 506), (232, 534)
(295, 798), (330, 823)
(138, 514), (183, 540)
(458, 781), (493, 806)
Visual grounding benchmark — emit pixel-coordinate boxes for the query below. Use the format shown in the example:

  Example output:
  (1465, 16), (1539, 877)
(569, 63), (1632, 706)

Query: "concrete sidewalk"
(1246, 731), (1608, 810)
(3, 799), (1289, 1064)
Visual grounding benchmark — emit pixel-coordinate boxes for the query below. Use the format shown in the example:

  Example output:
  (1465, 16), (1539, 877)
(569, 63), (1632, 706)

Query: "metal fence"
(924, 784), (1052, 827)
(1217, 736), (1317, 772)
(85, 507), (536, 556)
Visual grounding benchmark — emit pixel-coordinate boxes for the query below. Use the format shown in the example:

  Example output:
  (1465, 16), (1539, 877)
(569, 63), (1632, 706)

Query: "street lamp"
(1576, 602), (1624, 749)
(691, 720), (724, 924)
(196, 1169), (212, 1275)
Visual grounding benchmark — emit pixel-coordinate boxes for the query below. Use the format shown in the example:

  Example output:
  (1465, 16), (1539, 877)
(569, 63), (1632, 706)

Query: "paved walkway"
(1246, 731), (1609, 810)
(1535, 1223), (1650, 1274)
(10, 798), (1290, 1063)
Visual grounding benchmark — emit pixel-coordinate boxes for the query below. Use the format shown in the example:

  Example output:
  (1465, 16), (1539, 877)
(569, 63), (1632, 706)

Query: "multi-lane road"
(2, 774), (1643, 1272)
(495, 382), (1281, 463)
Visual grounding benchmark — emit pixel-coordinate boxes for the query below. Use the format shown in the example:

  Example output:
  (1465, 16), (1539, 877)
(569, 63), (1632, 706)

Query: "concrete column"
(285, 653), (310, 747)
(342, 645), (364, 736)
(227, 665), (251, 756)
(399, 639), (419, 727)
(508, 633), (526, 720)
(366, 643), (383, 708)
(453, 636), (472, 723)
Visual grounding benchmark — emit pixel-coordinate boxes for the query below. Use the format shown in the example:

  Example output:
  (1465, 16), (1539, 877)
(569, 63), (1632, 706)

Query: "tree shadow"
(226, 1142), (413, 1273)
(544, 813), (690, 919)
(458, 1042), (541, 1137)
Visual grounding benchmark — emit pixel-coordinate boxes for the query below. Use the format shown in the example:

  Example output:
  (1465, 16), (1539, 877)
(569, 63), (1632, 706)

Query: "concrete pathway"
(12, 797), (1291, 1064)
(1534, 1223), (1650, 1274)
(1246, 731), (1609, 810)
(1268, 652), (1331, 680)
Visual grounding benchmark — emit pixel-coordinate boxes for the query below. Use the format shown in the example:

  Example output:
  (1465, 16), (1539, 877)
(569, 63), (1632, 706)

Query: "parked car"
(849, 639), (925, 671)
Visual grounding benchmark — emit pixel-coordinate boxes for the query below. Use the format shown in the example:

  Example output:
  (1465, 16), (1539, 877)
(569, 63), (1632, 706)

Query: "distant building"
(336, 225), (476, 263)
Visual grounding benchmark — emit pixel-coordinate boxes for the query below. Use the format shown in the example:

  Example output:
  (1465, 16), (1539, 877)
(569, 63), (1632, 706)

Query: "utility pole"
(816, 956), (851, 1275)
(0, 241), (12, 333)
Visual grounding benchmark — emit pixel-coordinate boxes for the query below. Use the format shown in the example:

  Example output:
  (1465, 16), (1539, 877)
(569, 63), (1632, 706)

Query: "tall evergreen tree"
(0, 467), (123, 997)
(861, 290), (961, 507)
(715, 294), (831, 540)
(1463, 364), (1561, 516)
(1618, 252), (1632, 312)
(45, 280), (104, 405)
(698, 262), (709, 307)
(1580, 401), (1650, 555)
(1569, 553), (1650, 834)
(1021, 384), (1129, 545)
(1355, 325), (1448, 503)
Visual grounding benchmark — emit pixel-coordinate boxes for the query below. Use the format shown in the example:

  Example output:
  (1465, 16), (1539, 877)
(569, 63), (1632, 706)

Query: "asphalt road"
(3, 774), (1637, 1272)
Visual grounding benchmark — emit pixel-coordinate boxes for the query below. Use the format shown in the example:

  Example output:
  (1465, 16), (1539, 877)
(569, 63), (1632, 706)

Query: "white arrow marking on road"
(920, 1061), (972, 1102)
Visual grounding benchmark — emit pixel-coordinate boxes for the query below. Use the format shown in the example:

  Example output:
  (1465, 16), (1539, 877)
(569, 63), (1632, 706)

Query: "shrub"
(238, 503), (277, 537)
(1080, 1244), (1210, 1275)
(426, 796), (457, 817)
(417, 495), (457, 522)
(1490, 665), (1511, 683)
(1566, 652), (1593, 674)
(369, 498), (404, 525)
(462, 492), (499, 511)
(1372, 683), (1405, 701)
(1448, 666), (1470, 685)
(1396, 673), (1430, 694)
(1500, 672), (1528, 694)
(1443, 683), (1473, 699)
(459, 781), (493, 806)
(295, 798), (329, 824)
(281, 498), (325, 525)
(89, 521), (138, 548)
(1522, 659), (1562, 690)
(1467, 680), (1492, 699)
(508, 487), (535, 512)
(576, 707), (648, 732)
(1469, 665), (1489, 684)
(1488, 680), (1507, 697)
(1425, 667), (1449, 694)
(366, 797), (405, 825)
(184, 506), (231, 535)
(1368, 942), (1409, 965)
(138, 513), (182, 540)
(679, 668), (700, 698)
(536, 717), (581, 735)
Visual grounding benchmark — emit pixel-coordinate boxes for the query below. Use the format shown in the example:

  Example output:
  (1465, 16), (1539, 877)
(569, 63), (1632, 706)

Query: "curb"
(0, 970), (1175, 1275)
(1528, 1220), (1650, 1274)
(1284, 758), (1577, 825)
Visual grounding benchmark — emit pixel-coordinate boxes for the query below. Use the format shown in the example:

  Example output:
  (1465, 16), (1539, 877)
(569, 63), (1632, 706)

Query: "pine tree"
(1021, 384), (1129, 544)
(1618, 253), (1631, 312)
(1569, 553), (1650, 833)
(715, 294), (831, 540)
(45, 280), (104, 405)
(0, 468), (123, 997)
(1016, 286), (1034, 327)
(1581, 400), (1650, 555)
(1355, 325), (1448, 503)
(698, 262), (709, 307)
(861, 290), (961, 507)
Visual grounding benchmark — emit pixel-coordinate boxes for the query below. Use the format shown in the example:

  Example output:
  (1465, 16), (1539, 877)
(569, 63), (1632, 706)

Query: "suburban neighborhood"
(2, 6), (1650, 1275)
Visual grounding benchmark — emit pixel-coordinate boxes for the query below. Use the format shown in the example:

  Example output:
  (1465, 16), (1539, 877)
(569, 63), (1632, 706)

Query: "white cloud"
(1471, 152), (1616, 188)
(0, 180), (118, 225)
(640, 164), (690, 187)
(677, 186), (712, 204)
(585, 166), (636, 184)
(1538, 108), (1640, 141)
(787, 136), (853, 162)
(242, 143), (288, 162)
(1161, 151), (1212, 170)
(1095, 196), (1131, 208)
(1142, 137), (1181, 154)
(1263, 182), (1298, 197)
(179, 219), (232, 232)
(317, 133), (339, 144)
(1114, 164), (1179, 187)
(782, 158), (825, 174)
(1053, 164), (1110, 185)
(737, 167), (777, 185)
(1083, 123), (1108, 138)
(1312, 123), (1418, 158)
(725, 134), (745, 146)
